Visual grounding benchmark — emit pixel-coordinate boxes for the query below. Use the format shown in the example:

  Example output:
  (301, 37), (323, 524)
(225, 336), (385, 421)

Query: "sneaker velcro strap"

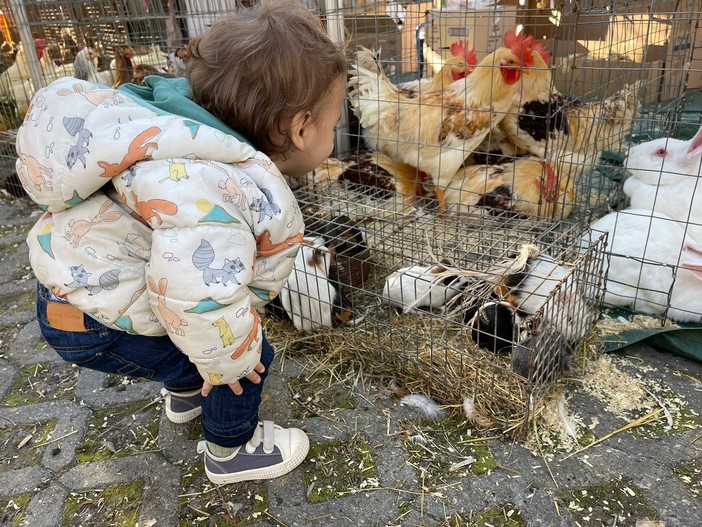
(262, 420), (275, 454)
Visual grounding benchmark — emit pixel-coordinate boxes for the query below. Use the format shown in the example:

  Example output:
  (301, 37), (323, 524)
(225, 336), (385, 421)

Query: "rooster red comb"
(450, 41), (478, 66)
(503, 28), (536, 68)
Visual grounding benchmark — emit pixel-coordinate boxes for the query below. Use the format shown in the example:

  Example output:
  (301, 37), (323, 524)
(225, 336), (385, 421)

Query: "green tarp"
(601, 310), (702, 362)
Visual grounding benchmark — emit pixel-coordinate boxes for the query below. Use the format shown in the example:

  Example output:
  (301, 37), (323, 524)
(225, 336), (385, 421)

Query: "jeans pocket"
(36, 283), (156, 379)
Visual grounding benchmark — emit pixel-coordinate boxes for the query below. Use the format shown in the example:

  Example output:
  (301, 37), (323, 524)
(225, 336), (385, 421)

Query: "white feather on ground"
(463, 396), (476, 420)
(400, 394), (444, 420)
(556, 395), (578, 438)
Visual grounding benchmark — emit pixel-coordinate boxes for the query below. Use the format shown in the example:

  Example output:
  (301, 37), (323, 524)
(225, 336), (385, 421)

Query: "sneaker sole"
(165, 405), (202, 424)
(204, 435), (310, 485)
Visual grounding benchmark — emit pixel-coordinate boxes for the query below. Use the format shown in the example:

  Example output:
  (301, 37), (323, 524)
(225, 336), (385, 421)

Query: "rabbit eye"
(655, 148), (666, 156)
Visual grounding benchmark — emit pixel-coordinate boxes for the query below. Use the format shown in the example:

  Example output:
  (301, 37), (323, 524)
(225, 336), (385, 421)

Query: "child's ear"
(289, 111), (313, 152)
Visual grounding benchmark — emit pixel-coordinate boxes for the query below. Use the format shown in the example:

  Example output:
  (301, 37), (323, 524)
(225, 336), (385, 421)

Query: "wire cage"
(0, 0), (699, 430)
(286, 0), (700, 431)
(277, 174), (608, 432)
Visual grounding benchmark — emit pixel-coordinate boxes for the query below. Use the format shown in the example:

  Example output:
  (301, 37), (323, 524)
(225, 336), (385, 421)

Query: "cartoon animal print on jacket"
(64, 117), (93, 169)
(25, 94), (47, 127)
(256, 230), (304, 257)
(236, 156), (284, 183)
(212, 317), (235, 347)
(129, 193), (178, 226)
(118, 233), (151, 259)
(64, 265), (121, 295)
(206, 372), (224, 385)
(97, 127), (160, 178)
(118, 285), (147, 316)
(217, 176), (248, 211)
(249, 188), (281, 223)
(57, 83), (124, 108)
(17, 153), (53, 191)
(64, 199), (123, 247)
(192, 239), (245, 286)
(146, 276), (188, 336)
(160, 161), (189, 183)
(122, 166), (137, 188)
(236, 157), (274, 170)
(230, 307), (261, 360)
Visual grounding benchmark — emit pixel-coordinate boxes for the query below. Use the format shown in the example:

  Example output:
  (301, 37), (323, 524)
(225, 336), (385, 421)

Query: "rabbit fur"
(623, 125), (702, 240)
(584, 208), (702, 322)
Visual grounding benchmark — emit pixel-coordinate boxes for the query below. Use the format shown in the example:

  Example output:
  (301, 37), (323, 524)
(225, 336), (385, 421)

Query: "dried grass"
(265, 309), (578, 439)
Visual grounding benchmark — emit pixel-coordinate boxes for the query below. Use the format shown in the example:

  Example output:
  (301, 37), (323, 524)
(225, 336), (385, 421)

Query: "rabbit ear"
(681, 241), (702, 281)
(684, 125), (702, 159)
(159, 278), (167, 294)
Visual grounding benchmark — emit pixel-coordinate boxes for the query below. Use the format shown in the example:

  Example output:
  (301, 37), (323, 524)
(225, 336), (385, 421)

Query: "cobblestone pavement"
(1, 191), (702, 527)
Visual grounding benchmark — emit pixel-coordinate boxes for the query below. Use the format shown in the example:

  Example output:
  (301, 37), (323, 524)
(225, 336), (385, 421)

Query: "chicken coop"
(1, 0), (701, 434)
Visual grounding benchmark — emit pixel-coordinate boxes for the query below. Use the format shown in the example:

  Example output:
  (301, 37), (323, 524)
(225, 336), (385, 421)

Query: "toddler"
(17, 0), (347, 484)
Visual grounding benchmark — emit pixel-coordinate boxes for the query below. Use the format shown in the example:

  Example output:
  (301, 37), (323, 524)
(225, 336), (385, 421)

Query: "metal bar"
(324, 0), (350, 158)
(8, 0), (45, 91)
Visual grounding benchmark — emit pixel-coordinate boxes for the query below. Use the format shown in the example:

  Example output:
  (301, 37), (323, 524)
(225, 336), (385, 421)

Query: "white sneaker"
(160, 388), (202, 423)
(197, 421), (310, 485)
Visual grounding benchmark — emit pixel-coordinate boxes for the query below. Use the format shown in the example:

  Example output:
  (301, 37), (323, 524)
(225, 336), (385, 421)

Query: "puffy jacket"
(18, 76), (304, 386)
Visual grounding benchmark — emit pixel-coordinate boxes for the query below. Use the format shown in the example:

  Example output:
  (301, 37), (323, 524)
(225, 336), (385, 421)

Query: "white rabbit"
(583, 208), (702, 323)
(269, 237), (350, 331)
(623, 125), (702, 240)
(381, 264), (469, 313)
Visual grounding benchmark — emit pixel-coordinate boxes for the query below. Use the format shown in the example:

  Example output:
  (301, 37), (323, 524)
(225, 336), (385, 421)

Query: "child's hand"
(201, 362), (266, 397)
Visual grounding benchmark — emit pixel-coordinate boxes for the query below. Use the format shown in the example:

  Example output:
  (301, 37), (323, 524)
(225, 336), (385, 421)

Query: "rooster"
(395, 41), (478, 97)
(348, 30), (539, 213)
(73, 47), (114, 86)
(350, 42), (477, 204)
(442, 151), (583, 220)
(494, 29), (641, 161)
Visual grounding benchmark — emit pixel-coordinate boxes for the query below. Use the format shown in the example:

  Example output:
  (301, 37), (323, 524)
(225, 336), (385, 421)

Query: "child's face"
(283, 77), (345, 177)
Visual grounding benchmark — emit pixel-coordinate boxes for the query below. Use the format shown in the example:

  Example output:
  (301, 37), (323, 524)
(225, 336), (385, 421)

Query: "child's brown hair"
(187, 0), (348, 157)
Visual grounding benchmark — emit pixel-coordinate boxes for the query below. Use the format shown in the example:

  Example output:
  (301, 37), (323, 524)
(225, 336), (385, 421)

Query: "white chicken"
(73, 47), (114, 86)
(0, 40), (74, 118)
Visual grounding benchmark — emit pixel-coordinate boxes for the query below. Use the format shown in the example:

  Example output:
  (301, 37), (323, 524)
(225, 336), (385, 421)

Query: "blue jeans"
(36, 283), (273, 447)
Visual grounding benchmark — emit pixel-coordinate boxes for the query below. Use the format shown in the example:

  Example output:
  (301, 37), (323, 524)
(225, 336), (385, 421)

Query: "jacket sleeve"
(126, 156), (302, 386)
(147, 223), (262, 386)
(234, 152), (306, 308)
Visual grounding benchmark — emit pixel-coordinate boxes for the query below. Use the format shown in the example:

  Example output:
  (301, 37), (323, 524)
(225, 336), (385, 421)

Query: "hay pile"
(264, 310), (571, 438)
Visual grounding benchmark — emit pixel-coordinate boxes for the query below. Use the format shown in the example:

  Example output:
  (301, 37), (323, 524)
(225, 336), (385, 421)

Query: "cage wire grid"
(287, 169), (609, 431)
(0, 0), (699, 432)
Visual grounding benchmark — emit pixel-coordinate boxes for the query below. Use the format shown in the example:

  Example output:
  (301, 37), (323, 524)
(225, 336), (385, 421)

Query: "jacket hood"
(118, 76), (253, 145)
(16, 77), (257, 212)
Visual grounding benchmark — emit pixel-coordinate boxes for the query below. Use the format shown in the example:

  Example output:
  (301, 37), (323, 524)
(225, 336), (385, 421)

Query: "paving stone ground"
(1, 191), (701, 527)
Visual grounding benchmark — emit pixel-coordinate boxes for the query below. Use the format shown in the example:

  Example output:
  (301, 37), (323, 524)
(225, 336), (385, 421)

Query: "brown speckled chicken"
(348, 31), (540, 213)
(442, 151), (583, 220)
(495, 30), (641, 161)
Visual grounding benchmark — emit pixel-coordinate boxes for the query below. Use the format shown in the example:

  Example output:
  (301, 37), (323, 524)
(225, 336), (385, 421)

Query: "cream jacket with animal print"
(19, 77), (304, 386)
